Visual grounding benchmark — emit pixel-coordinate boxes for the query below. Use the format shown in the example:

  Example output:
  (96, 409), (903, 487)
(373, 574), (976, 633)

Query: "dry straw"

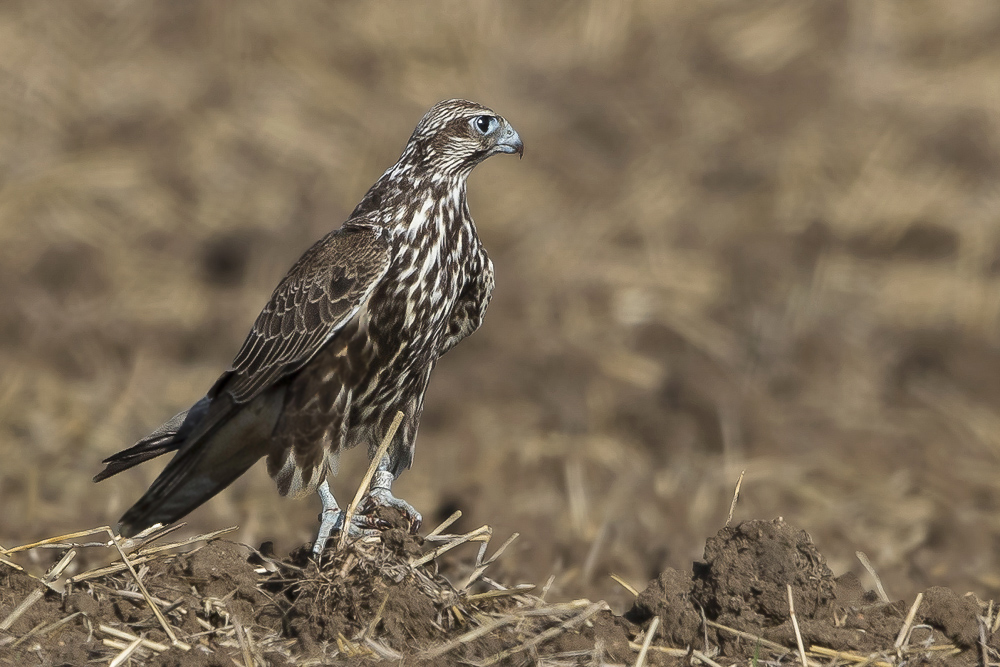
(0, 519), (976, 664)
(0, 457), (978, 665)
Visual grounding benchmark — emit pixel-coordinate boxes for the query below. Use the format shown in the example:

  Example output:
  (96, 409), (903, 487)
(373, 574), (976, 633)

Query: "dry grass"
(0, 520), (980, 665)
(0, 0), (999, 614)
(0, 517), (616, 664)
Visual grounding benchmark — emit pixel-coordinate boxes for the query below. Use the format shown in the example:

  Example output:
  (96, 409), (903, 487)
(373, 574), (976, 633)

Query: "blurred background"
(1, 1), (999, 610)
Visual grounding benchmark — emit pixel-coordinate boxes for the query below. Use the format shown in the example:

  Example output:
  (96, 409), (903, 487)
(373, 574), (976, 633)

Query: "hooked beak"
(496, 126), (524, 158)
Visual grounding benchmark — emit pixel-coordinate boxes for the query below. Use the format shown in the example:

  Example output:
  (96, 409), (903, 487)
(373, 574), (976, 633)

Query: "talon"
(358, 514), (392, 531)
(313, 480), (385, 558)
(360, 486), (422, 532)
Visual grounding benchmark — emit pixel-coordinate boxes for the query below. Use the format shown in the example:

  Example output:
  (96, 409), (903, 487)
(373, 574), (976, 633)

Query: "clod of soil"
(624, 518), (999, 665)
(920, 586), (981, 649)
(693, 518), (837, 629)
(625, 567), (702, 648)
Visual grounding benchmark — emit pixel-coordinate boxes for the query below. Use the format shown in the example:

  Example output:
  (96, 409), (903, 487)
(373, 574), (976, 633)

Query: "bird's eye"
(472, 115), (496, 135)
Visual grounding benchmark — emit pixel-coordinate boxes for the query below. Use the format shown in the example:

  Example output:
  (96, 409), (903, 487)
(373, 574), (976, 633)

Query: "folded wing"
(101, 221), (390, 536)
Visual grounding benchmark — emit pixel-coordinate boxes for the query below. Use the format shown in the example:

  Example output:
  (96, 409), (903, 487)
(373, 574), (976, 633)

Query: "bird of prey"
(95, 99), (522, 556)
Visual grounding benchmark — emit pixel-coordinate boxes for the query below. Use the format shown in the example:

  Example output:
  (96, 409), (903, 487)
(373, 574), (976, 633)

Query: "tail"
(94, 407), (198, 482)
(114, 386), (287, 537)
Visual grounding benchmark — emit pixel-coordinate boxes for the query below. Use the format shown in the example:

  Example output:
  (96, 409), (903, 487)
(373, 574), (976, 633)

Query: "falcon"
(95, 99), (522, 555)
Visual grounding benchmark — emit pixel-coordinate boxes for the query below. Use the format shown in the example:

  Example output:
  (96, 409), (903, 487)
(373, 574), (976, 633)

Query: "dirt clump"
(920, 586), (981, 649)
(693, 518), (836, 629)
(0, 517), (632, 665)
(625, 567), (702, 648)
(627, 518), (994, 665)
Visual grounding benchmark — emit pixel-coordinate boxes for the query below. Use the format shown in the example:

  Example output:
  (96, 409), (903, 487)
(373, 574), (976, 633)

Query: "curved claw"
(311, 508), (384, 558)
(361, 488), (422, 533)
(355, 513), (393, 532)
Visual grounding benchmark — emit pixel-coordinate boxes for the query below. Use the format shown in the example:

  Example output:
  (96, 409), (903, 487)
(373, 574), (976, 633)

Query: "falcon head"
(402, 99), (523, 176)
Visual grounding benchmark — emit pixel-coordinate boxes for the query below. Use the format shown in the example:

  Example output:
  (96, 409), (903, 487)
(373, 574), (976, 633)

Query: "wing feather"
(219, 221), (389, 404)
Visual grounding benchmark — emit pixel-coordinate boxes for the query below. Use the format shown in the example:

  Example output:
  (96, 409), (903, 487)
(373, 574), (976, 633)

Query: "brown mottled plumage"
(96, 100), (522, 549)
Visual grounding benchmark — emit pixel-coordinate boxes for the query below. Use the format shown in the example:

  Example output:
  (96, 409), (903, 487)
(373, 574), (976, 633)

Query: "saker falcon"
(95, 99), (522, 555)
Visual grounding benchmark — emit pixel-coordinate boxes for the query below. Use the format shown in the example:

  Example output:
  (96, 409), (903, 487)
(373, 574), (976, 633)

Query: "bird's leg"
(361, 456), (423, 533)
(312, 480), (343, 557)
(312, 480), (380, 557)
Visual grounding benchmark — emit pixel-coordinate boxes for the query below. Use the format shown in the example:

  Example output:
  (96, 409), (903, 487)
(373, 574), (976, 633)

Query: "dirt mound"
(626, 518), (993, 665)
(0, 514), (632, 666)
(1, 517), (995, 665)
(693, 519), (837, 629)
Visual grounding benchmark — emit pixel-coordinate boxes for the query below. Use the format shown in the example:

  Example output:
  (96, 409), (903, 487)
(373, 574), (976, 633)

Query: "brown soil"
(1, 517), (993, 665)
(626, 519), (991, 664)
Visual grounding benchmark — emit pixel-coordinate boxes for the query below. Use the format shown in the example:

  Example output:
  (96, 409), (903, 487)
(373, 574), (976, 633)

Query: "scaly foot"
(360, 471), (422, 533)
(312, 480), (390, 558)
